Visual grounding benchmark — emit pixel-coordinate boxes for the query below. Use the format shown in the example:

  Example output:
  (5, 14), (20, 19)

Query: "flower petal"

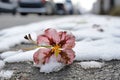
(37, 35), (50, 46)
(33, 48), (51, 65)
(65, 49), (75, 64)
(62, 33), (75, 49)
(59, 49), (75, 65)
(44, 28), (60, 44)
(59, 31), (67, 41)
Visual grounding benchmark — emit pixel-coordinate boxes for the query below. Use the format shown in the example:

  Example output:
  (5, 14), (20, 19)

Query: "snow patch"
(1, 50), (23, 59)
(34, 56), (65, 73)
(3, 49), (37, 63)
(0, 70), (14, 79)
(0, 60), (5, 70)
(79, 61), (104, 69)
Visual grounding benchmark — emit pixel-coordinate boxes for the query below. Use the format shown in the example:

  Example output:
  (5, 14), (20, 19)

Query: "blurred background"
(0, 0), (94, 15)
(0, 0), (120, 29)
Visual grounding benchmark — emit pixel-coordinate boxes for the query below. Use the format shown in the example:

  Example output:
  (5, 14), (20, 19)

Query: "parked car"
(54, 0), (74, 15)
(55, 3), (66, 15)
(0, 0), (17, 15)
(64, 0), (73, 14)
(17, 0), (74, 15)
(17, 0), (55, 15)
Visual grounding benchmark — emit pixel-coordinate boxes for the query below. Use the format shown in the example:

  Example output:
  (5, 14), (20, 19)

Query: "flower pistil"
(51, 44), (61, 57)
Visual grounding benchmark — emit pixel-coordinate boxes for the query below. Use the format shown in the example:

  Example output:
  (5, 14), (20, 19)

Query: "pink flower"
(33, 28), (75, 65)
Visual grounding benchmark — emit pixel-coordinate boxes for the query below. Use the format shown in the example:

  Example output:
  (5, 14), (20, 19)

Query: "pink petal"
(33, 48), (51, 65)
(64, 49), (75, 64)
(37, 35), (50, 45)
(44, 28), (60, 44)
(62, 33), (75, 49)
(59, 31), (67, 41)
(60, 49), (75, 65)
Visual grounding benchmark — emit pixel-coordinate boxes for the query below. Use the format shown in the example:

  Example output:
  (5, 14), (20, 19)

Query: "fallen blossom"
(33, 28), (75, 65)
(24, 28), (75, 73)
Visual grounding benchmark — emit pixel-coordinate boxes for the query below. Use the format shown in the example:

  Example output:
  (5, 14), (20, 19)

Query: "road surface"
(0, 14), (64, 30)
(0, 14), (120, 80)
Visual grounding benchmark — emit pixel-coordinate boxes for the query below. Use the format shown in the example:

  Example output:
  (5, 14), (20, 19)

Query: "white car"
(17, 0), (55, 15)
(17, 0), (73, 15)
(64, 0), (73, 14)
(0, 0), (17, 15)
(54, 0), (73, 15)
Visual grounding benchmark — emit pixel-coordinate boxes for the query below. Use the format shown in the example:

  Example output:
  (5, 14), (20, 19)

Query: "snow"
(0, 50), (23, 59)
(38, 56), (65, 73)
(0, 70), (14, 79)
(74, 38), (120, 61)
(79, 61), (104, 69)
(3, 49), (38, 63)
(0, 15), (120, 73)
(40, 62), (64, 73)
(0, 60), (5, 70)
(0, 34), (26, 51)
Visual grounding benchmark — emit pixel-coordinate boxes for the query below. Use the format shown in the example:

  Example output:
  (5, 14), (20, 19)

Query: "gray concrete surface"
(1, 43), (120, 80)
(5, 60), (120, 80)
(0, 14), (120, 80)
(0, 14), (64, 30)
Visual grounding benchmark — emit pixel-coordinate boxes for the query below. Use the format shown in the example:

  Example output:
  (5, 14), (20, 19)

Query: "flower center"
(51, 44), (61, 57)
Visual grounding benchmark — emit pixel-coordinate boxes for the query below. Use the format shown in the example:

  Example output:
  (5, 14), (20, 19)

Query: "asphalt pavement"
(0, 14), (63, 30)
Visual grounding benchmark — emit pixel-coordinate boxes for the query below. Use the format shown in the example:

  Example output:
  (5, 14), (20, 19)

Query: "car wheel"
(12, 12), (16, 15)
(12, 9), (16, 15)
(45, 2), (54, 15)
(38, 13), (42, 15)
(20, 13), (28, 16)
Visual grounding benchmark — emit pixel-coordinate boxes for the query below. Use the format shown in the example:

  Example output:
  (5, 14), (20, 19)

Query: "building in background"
(92, 0), (120, 15)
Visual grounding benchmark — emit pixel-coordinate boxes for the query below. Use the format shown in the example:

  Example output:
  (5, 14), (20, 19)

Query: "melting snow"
(79, 61), (104, 69)
(0, 15), (120, 73)
(0, 70), (14, 79)
(0, 60), (5, 70)
(3, 49), (38, 63)
(0, 50), (23, 59)
(39, 56), (65, 73)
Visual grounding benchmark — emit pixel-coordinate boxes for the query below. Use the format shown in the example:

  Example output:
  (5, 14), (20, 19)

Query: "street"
(0, 14), (120, 80)
(0, 14), (64, 30)
(0, 0), (120, 79)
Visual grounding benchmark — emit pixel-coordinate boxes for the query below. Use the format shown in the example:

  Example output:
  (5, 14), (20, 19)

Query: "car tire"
(45, 2), (54, 15)
(12, 9), (16, 15)
(38, 13), (42, 15)
(20, 13), (28, 16)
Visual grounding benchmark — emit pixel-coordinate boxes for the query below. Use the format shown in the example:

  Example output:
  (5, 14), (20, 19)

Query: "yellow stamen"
(51, 44), (61, 57)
